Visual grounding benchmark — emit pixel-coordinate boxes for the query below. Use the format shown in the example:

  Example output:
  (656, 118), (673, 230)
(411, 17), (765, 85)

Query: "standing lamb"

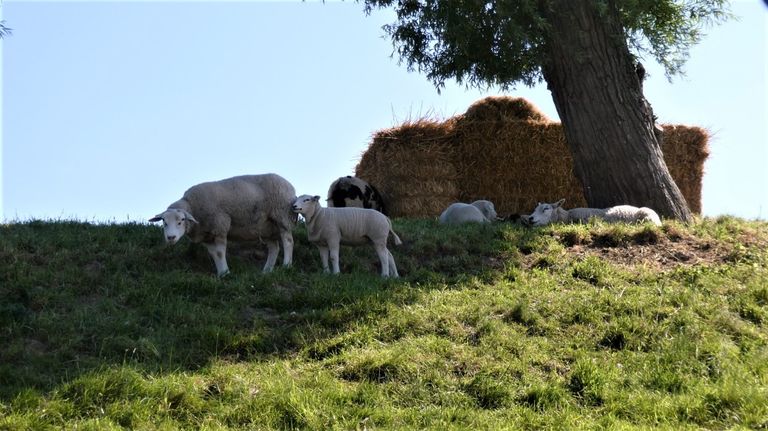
(439, 200), (499, 224)
(292, 194), (401, 277)
(528, 198), (662, 227)
(327, 176), (387, 214)
(149, 173), (297, 277)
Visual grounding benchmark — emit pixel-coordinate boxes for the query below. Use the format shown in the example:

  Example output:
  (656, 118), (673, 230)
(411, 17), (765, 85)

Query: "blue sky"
(2, 0), (766, 222)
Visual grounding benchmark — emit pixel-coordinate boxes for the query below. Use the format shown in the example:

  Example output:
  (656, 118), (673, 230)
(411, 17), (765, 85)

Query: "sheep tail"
(386, 218), (402, 245)
(389, 229), (403, 246)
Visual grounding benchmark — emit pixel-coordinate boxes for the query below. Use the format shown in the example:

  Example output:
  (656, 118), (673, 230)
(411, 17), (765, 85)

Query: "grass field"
(1, 216), (766, 429)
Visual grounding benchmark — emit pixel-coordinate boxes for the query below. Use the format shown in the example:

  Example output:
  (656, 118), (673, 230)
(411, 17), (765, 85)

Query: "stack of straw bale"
(657, 125), (709, 214)
(355, 119), (460, 218)
(356, 97), (709, 218)
(451, 98), (583, 216)
(462, 96), (550, 122)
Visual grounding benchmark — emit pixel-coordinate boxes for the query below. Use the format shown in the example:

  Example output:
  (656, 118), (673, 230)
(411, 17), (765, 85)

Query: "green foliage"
(363, 0), (731, 89)
(0, 217), (767, 429)
(0, 22), (10, 39)
(364, 0), (548, 90)
(0, 3), (9, 40)
(620, 0), (731, 77)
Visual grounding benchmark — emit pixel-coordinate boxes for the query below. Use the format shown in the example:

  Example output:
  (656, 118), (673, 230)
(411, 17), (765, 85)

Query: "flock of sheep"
(150, 174), (662, 278)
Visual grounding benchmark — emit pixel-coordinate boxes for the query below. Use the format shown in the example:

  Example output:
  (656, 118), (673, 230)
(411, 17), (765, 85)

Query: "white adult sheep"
(292, 194), (401, 277)
(149, 174), (297, 277)
(439, 200), (499, 224)
(527, 198), (662, 227)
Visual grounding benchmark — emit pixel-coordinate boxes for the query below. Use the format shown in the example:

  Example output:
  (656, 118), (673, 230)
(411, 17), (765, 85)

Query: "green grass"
(1, 217), (767, 429)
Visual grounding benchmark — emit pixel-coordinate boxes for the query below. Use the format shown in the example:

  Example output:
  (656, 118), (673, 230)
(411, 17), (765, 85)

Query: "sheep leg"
(317, 245), (330, 273)
(328, 243), (341, 274)
(373, 243), (390, 277)
(279, 229), (294, 267)
(262, 240), (279, 272)
(204, 239), (229, 277)
(387, 250), (399, 278)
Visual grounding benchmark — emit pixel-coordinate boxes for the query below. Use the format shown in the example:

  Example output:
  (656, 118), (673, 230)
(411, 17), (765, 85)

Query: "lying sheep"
(292, 194), (401, 277)
(528, 198), (662, 227)
(439, 200), (499, 224)
(149, 174), (297, 277)
(327, 176), (386, 214)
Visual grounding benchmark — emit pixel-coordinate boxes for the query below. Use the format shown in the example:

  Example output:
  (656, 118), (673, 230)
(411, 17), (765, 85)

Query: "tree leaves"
(363, 0), (731, 88)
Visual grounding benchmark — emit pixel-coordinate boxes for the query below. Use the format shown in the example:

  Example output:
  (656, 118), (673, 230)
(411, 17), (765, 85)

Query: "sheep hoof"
(217, 270), (231, 279)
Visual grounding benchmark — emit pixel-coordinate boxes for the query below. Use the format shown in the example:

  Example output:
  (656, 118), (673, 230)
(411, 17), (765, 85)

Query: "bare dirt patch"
(530, 228), (765, 271)
(566, 234), (723, 270)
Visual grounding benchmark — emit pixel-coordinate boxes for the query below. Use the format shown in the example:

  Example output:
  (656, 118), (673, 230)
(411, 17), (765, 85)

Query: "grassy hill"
(1, 217), (766, 429)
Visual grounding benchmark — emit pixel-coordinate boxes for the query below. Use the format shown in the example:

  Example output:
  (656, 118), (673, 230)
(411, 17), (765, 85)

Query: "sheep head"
(292, 195), (321, 218)
(149, 208), (198, 244)
(528, 198), (567, 226)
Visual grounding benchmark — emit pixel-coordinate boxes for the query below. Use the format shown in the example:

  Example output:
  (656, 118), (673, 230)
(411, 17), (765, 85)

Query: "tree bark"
(540, 0), (693, 222)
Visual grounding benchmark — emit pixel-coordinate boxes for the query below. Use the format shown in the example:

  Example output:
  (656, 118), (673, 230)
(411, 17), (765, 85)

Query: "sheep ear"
(149, 214), (163, 222)
(183, 211), (198, 224)
(312, 195), (321, 202)
(555, 199), (565, 208)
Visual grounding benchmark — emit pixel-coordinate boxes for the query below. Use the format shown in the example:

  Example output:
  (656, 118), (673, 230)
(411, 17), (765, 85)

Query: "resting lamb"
(327, 176), (386, 214)
(292, 194), (401, 277)
(439, 200), (499, 224)
(528, 198), (662, 227)
(149, 173), (297, 277)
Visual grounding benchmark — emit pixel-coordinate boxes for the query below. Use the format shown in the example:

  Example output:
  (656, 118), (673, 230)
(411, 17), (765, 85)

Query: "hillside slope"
(1, 217), (766, 429)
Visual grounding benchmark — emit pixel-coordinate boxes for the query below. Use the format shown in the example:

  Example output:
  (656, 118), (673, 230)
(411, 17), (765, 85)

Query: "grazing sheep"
(149, 174), (297, 277)
(327, 176), (386, 214)
(439, 200), (499, 224)
(292, 194), (401, 277)
(528, 198), (662, 227)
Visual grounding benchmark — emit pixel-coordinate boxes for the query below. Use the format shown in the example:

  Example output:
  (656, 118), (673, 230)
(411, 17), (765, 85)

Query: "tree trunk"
(540, 0), (693, 222)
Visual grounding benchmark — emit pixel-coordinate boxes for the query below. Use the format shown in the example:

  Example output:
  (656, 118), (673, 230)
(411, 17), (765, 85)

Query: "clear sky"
(2, 0), (766, 222)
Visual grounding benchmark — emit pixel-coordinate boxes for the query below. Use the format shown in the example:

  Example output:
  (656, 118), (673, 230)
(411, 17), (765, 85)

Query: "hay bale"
(659, 125), (709, 214)
(463, 96), (550, 123)
(451, 118), (586, 216)
(356, 118), (460, 218)
(355, 97), (709, 218)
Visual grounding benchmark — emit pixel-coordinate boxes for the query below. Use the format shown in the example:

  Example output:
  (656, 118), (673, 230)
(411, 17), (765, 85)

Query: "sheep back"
(327, 176), (386, 214)
(308, 207), (392, 246)
(604, 205), (662, 225)
(440, 203), (489, 224)
(470, 200), (498, 221)
(177, 174), (297, 242)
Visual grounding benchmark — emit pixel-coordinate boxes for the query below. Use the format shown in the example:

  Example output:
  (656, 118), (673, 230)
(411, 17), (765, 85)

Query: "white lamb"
(149, 173), (297, 277)
(291, 194), (401, 277)
(528, 198), (662, 227)
(439, 200), (499, 224)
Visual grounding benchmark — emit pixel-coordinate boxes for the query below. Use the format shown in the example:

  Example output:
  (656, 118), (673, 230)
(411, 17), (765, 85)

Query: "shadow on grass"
(0, 219), (528, 401)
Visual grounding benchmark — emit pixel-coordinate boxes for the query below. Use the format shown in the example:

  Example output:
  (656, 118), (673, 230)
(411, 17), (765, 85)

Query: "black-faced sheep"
(439, 200), (499, 224)
(292, 194), (401, 277)
(327, 176), (386, 214)
(149, 173), (297, 277)
(528, 199), (662, 227)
